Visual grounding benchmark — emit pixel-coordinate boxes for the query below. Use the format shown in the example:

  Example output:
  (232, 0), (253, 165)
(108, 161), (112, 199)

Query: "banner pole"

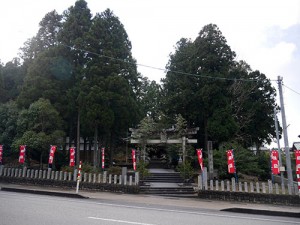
(76, 161), (82, 194)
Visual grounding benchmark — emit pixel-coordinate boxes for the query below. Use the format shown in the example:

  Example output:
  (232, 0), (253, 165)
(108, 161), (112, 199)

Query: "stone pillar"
(210, 180), (213, 191)
(3, 167), (7, 176)
(93, 173), (96, 183)
(119, 175), (122, 185)
(262, 183), (266, 194)
(114, 175), (117, 184)
(103, 171), (107, 183)
(38, 170), (43, 179)
(122, 167), (127, 185)
(22, 167), (27, 177)
(54, 171), (59, 180)
(203, 167), (208, 190)
(129, 176), (132, 186)
(47, 168), (51, 179)
(282, 184), (286, 195)
(268, 180), (273, 194)
(30, 169), (35, 179)
(34, 170), (38, 179)
(11, 168), (15, 177)
(198, 175), (203, 190)
(98, 174), (102, 183)
(215, 180), (219, 191)
(73, 169), (77, 182)
(59, 171), (63, 181)
(256, 182), (260, 193)
(19, 169), (23, 177)
(0, 165), (3, 176)
(7, 168), (11, 177)
(231, 177), (236, 192)
(63, 172), (67, 181)
(83, 173), (87, 182)
(287, 184), (292, 195)
(88, 173), (92, 183)
(238, 182), (242, 192)
(275, 183), (279, 194)
(68, 172), (72, 181)
(221, 181), (224, 191)
(109, 174), (112, 184)
(26, 169), (30, 178)
(124, 175), (127, 185)
(250, 182), (254, 192)
(244, 182), (248, 193)
(226, 180), (230, 192)
(135, 172), (139, 185)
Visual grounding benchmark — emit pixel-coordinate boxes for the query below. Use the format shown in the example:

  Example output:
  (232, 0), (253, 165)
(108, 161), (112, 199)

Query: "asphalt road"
(0, 191), (299, 225)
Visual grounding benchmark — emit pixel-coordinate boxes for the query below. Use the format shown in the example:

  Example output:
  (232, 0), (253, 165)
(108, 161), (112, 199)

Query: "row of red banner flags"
(0, 145), (299, 176)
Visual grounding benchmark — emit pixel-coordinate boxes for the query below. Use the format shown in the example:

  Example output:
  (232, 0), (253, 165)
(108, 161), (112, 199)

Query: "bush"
(107, 166), (122, 175)
(137, 160), (149, 179)
(61, 163), (101, 173)
(177, 161), (194, 181)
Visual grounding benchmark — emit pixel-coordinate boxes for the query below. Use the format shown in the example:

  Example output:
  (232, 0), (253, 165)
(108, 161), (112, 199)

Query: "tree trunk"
(40, 152), (43, 170)
(93, 125), (98, 169)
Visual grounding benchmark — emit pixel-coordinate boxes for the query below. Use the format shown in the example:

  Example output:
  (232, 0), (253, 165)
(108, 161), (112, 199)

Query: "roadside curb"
(1, 187), (88, 199)
(221, 207), (300, 218)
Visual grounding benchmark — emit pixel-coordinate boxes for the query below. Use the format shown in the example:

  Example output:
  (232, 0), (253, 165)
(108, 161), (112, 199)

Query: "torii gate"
(129, 127), (199, 164)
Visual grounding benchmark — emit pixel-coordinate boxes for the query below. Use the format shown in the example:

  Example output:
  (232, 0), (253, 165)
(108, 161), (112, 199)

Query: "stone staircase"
(139, 169), (196, 196)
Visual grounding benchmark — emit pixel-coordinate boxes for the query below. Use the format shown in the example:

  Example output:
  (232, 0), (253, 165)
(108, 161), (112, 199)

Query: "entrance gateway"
(129, 127), (199, 164)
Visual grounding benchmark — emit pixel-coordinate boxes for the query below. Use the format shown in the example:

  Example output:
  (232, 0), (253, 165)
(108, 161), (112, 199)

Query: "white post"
(76, 161), (82, 194)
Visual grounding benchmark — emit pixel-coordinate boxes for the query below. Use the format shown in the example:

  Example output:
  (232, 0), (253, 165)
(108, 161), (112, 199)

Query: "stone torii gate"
(129, 127), (199, 164)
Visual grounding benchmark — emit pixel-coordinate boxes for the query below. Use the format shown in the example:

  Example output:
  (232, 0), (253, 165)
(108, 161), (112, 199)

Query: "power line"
(282, 84), (300, 96)
(61, 43), (276, 83)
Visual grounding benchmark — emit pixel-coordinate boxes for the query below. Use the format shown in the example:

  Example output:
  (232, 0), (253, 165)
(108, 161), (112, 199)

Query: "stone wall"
(197, 190), (300, 206)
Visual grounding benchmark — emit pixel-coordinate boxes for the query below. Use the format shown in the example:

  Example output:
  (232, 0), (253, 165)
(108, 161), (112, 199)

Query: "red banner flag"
(271, 150), (280, 175)
(196, 149), (204, 171)
(0, 145), (3, 164)
(295, 150), (300, 175)
(101, 147), (105, 169)
(226, 149), (236, 174)
(132, 149), (136, 171)
(69, 147), (75, 167)
(48, 145), (57, 165)
(19, 145), (26, 164)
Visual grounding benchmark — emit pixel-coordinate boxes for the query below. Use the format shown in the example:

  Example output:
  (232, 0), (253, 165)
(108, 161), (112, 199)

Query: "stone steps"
(140, 171), (196, 195)
(140, 186), (196, 196)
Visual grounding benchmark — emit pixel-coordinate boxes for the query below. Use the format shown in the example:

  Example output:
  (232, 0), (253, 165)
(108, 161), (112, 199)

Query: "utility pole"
(274, 107), (284, 188)
(277, 76), (294, 191)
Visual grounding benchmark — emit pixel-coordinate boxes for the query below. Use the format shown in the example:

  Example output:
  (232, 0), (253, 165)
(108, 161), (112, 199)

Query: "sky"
(0, 0), (299, 148)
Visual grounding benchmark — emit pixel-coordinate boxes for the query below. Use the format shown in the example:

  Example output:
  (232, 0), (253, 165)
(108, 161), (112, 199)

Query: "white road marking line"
(88, 217), (156, 225)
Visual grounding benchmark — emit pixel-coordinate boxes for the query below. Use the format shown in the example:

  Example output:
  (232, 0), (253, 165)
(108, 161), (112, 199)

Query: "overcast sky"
(0, 0), (299, 148)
